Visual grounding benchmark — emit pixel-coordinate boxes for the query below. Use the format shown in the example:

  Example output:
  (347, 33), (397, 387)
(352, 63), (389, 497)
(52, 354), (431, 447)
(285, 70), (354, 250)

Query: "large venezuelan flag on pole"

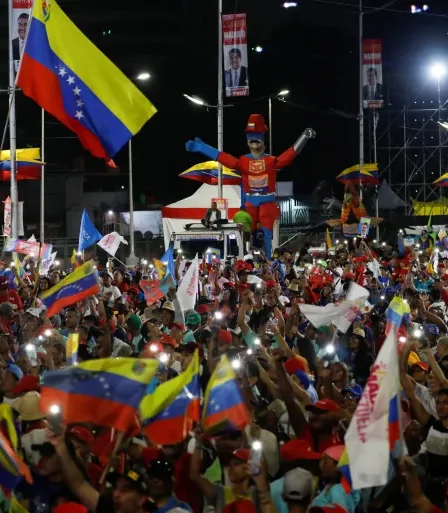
(202, 355), (250, 436)
(140, 352), (201, 445)
(40, 358), (159, 432)
(17, 0), (157, 160)
(40, 261), (100, 317)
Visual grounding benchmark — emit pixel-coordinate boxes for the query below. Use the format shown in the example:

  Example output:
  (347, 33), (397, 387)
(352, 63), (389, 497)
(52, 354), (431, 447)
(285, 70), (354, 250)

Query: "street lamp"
(269, 89), (290, 154)
(136, 72), (151, 81)
(183, 94), (206, 106)
(430, 63), (446, 80)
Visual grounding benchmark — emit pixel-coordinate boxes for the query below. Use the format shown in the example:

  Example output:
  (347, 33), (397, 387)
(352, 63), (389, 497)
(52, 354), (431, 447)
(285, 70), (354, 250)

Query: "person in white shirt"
(99, 272), (121, 307)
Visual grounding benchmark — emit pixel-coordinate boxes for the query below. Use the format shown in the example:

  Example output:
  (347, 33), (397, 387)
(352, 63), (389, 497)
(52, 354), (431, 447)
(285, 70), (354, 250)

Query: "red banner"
(222, 14), (249, 98)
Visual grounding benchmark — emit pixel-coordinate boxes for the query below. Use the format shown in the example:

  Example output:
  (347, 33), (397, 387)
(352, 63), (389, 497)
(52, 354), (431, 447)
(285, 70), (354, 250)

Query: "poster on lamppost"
(223, 13), (249, 98)
(362, 39), (384, 109)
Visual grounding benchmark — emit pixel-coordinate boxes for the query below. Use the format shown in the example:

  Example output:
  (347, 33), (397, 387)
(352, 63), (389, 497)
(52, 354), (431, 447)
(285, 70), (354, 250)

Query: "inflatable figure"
(186, 114), (316, 256)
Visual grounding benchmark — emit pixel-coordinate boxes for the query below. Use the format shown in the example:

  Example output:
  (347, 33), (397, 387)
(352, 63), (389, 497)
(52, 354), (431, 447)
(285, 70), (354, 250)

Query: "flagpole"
(217, 0), (223, 198)
(40, 108), (45, 243)
(126, 139), (138, 267)
(8, 0), (18, 240)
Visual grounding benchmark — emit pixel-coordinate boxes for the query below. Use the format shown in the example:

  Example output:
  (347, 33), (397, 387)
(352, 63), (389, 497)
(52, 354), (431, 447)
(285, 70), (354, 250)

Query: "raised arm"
(186, 137), (240, 169)
(275, 128), (316, 168)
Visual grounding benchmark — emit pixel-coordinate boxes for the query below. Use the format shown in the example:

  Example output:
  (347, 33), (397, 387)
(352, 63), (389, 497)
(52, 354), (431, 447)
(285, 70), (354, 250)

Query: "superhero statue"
(186, 114), (316, 256)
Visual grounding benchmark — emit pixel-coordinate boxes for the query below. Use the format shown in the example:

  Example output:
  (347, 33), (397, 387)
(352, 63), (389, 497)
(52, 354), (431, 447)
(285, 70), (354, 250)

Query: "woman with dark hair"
(348, 328), (374, 386)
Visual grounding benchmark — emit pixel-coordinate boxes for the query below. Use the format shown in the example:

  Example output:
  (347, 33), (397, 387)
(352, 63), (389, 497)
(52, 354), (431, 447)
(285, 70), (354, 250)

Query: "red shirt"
(299, 425), (342, 453)
(142, 448), (202, 513)
(218, 148), (298, 195)
(0, 290), (22, 311)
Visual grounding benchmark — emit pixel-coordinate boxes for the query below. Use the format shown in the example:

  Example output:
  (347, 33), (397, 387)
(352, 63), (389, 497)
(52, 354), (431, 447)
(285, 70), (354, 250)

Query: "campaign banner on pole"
(362, 39), (384, 109)
(223, 14), (249, 98)
(12, 0), (33, 73)
(3, 197), (11, 237)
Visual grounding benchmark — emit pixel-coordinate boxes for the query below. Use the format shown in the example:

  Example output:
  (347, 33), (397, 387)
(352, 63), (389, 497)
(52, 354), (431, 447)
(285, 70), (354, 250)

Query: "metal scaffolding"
(373, 81), (448, 216)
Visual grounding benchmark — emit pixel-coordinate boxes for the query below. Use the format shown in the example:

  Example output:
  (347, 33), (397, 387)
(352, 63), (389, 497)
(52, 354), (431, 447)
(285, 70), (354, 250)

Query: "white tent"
(378, 180), (407, 210)
(162, 184), (242, 248)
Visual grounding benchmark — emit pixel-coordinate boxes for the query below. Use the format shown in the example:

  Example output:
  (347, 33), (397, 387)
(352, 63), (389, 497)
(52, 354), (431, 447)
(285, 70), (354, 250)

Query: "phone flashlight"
(399, 336), (407, 343)
(254, 337), (261, 346)
(231, 359), (241, 370)
(48, 404), (63, 436)
(250, 440), (263, 475)
(45, 329), (52, 337)
(214, 311), (223, 320)
(150, 343), (159, 353)
(159, 352), (169, 364)
(256, 283), (262, 289)
(325, 343), (335, 355)
(247, 349), (253, 355)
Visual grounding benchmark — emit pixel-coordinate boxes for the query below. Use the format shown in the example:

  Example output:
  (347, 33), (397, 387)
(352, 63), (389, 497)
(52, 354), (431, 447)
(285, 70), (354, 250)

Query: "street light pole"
(268, 96), (273, 154)
(217, 0), (224, 198)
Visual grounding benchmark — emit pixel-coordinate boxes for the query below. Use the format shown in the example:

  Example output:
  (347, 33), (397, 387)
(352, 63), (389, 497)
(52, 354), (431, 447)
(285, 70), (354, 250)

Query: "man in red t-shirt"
(0, 276), (22, 312)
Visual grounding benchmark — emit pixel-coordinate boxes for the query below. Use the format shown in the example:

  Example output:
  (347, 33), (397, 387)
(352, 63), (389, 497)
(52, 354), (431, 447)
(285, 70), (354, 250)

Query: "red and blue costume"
(186, 114), (315, 256)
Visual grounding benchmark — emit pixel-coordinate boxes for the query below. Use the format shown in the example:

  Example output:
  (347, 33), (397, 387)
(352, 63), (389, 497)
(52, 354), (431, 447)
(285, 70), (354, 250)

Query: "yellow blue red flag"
(41, 358), (159, 432)
(140, 352), (200, 445)
(202, 355), (250, 436)
(17, 0), (157, 160)
(40, 261), (99, 317)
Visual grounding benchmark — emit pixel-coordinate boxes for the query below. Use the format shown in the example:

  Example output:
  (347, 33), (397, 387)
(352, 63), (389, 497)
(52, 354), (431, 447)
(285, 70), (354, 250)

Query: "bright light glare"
(214, 312), (223, 320)
(325, 343), (335, 355)
(108, 210), (113, 215)
(430, 63), (446, 79)
(413, 329), (422, 338)
(278, 89), (290, 96)
(247, 349), (253, 355)
(136, 72), (151, 81)
(9, 262), (15, 268)
(55, 260), (60, 266)
(45, 329), (52, 337)
(150, 343), (158, 353)
(254, 337), (261, 346)
(49, 404), (61, 415)
(283, 1), (298, 7)
(25, 344), (34, 352)
(183, 94), (205, 106)
(380, 295), (385, 300)
(254, 46), (263, 53)
(256, 283), (262, 289)
(159, 352), (169, 364)
(399, 336), (407, 343)
(231, 359), (241, 370)
(252, 440), (263, 451)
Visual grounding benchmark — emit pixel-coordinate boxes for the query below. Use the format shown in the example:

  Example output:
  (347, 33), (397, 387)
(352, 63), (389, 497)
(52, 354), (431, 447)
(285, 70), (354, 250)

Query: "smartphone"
(249, 441), (263, 475)
(48, 405), (63, 436)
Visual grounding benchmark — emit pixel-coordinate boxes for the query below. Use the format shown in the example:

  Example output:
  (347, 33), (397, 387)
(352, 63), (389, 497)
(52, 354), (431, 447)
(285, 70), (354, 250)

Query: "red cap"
(323, 445), (345, 463)
(343, 272), (355, 280)
(12, 375), (40, 395)
(170, 322), (185, 332)
(284, 358), (306, 375)
(128, 286), (139, 295)
(68, 426), (94, 447)
(219, 330), (233, 345)
(245, 114), (269, 135)
(280, 439), (322, 461)
(160, 334), (178, 348)
(309, 506), (348, 513)
(231, 448), (251, 463)
(412, 361), (429, 372)
(197, 304), (211, 315)
(265, 280), (277, 289)
(306, 399), (341, 413)
(442, 274), (448, 281)
(53, 504), (88, 513)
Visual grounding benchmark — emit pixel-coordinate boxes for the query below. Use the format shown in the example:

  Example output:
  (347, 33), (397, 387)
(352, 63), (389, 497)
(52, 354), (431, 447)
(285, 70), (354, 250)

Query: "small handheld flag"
(66, 333), (79, 366)
(78, 209), (102, 252)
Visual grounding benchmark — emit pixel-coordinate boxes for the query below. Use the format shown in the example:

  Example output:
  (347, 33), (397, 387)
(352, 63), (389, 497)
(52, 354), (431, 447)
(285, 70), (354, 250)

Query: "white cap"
(283, 467), (314, 501)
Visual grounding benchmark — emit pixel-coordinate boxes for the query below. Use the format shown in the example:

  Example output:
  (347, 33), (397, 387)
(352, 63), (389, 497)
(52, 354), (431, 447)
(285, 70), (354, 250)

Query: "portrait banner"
(222, 13), (249, 98)
(12, 0), (33, 73)
(362, 39), (384, 109)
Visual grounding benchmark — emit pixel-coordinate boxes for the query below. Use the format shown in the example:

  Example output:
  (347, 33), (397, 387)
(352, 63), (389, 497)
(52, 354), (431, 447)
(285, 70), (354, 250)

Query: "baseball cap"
(305, 398), (340, 413)
(6, 364), (23, 381)
(196, 304), (210, 315)
(53, 503), (88, 513)
(323, 445), (345, 463)
(283, 467), (314, 501)
(319, 260), (328, 268)
(280, 439), (322, 461)
(127, 314), (142, 331)
(231, 448), (250, 463)
(68, 426), (94, 447)
(342, 384), (363, 398)
(160, 334), (178, 348)
(108, 464), (149, 494)
(284, 358), (306, 375)
(12, 375), (40, 395)
(219, 330), (232, 345)
(170, 322), (185, 332)
(294, 370), (310, 390)
(161, 301), (175, 312)
(147, 459), (173, 481)
(412, 361), (429, 372)
(352, 327), (366, 339)
(186, 312), (201, 326)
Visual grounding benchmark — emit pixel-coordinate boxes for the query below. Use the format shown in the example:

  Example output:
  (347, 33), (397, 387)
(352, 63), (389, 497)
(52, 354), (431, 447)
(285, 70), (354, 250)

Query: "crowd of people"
(1, 235), (448, 513)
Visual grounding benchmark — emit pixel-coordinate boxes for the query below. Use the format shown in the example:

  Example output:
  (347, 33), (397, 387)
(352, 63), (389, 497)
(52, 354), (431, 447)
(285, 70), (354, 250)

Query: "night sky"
(4, 0), (448, 207)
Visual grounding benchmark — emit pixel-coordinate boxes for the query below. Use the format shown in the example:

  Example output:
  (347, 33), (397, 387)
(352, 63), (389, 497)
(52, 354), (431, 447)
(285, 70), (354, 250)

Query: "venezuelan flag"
(202, 355), (250, 436)
(180, 161), (242, 186)
(17, 0), (157, 160)
(66, 333), (79, 366)
(41, 358), (158, 432)
(141, 352), (200, 445)
(336, 163), (379, 185)
(40, 261), (99, 317)
(433, 173), (448, 187)
(0, 405), (32, 490)
(338, 450), (352, 492)
(385, 296), (410, 334)
(153, 258), (167, 280)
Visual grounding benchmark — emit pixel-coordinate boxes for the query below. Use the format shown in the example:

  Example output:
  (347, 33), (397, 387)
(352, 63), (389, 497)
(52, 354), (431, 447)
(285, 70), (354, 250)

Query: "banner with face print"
(223, 14), (249, 98)
(11, 0), (33, 72)
(362, 39), (384, 109)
